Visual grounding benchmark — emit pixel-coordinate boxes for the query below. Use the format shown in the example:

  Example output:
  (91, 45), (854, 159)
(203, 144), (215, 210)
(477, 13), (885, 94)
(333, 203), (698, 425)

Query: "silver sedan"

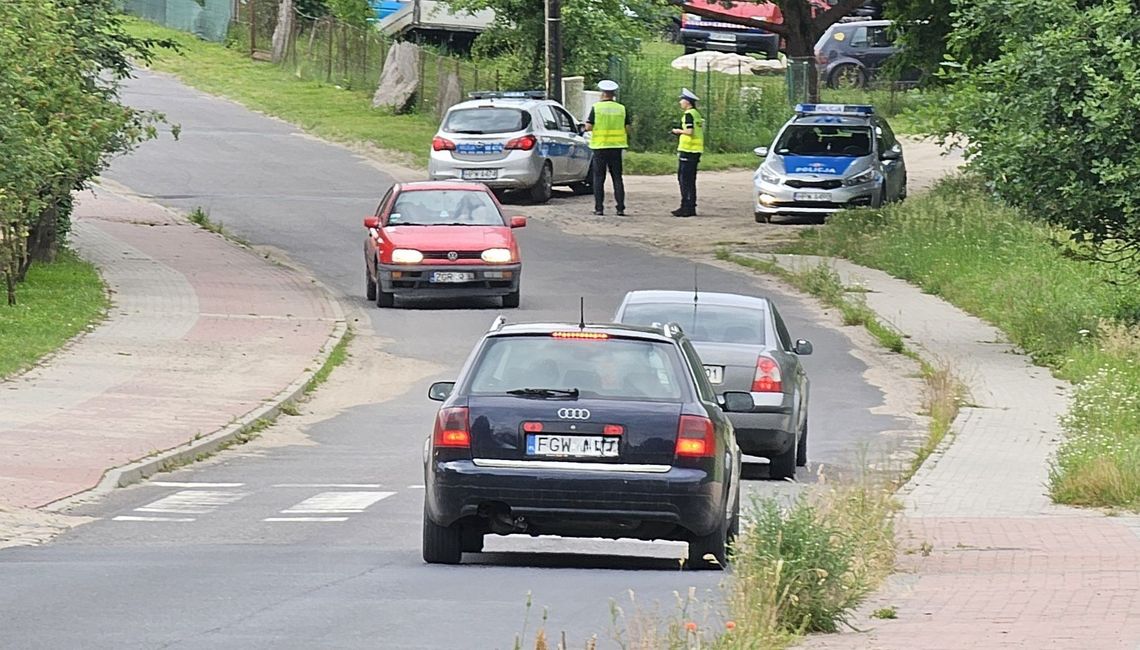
(614, 290), (812, 480)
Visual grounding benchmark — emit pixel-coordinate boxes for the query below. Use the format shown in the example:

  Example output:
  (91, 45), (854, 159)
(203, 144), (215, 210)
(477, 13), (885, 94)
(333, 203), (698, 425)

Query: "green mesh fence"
(121, 0), (234, 42)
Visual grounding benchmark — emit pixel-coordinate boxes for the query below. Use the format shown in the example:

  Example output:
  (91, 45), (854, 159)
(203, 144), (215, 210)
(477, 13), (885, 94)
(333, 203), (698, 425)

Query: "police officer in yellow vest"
(584, 79), (630, 216)
(670, 88), (704, 217)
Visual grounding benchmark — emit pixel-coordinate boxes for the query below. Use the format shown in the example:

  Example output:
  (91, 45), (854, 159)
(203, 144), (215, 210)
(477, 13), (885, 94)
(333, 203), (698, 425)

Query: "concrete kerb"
(41, 186), (352, 514)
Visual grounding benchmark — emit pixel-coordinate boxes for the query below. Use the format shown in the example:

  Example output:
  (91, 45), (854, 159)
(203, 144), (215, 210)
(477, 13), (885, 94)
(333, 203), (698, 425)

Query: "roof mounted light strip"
(793, 103), (874, 116)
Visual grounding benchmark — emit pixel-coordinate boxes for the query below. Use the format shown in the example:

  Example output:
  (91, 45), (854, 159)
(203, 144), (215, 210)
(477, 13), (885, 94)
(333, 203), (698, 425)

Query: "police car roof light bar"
(794, 103), (875, 116)
(467, 90), (547, 100)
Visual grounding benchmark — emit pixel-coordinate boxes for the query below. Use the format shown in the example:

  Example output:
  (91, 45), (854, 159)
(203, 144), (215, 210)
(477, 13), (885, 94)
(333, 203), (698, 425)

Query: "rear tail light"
(752, 355), (783, 393)
(505, 134), (537, 151)
(675, 415), (715, 458)
(432, 136), (456, 151)
(551, 331), (608, 339)
(523, 421), (543, 433)
(433, 407), (470, 447)
(603, 424), (624, 436)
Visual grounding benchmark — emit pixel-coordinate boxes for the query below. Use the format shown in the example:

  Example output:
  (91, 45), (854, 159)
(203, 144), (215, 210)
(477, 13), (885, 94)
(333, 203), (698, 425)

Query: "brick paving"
(0, 187), (342, 510)
(763, 255), (1140, 650)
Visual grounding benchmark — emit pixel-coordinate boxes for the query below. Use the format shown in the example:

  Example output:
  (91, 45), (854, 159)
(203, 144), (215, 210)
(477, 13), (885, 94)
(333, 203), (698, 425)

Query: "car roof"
(623, 290), (772, 310)
(448, 98), (549, 112)
(490, 321), (680, 343)
(396, 181), (493, 193)
(834, 18), (892, 28)
(790, 114), (873, 126)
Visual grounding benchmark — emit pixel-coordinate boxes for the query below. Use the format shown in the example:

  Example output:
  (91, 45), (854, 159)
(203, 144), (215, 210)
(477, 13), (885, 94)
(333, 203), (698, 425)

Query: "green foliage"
(450, 0), (673, 85)
(325, 0), (375, 26)
(936, 0), (1140, 269)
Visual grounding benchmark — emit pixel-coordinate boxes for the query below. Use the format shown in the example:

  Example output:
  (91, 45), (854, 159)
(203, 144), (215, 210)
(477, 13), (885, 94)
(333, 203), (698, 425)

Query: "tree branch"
(667, 0), (789, 37)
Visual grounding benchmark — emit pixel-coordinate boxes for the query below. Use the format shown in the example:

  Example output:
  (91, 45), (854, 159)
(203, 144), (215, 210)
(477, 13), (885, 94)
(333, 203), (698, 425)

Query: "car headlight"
(759, 165), (782, 185)
(481, 248), (513, 264)
(391, 249), (424, 264)
(844, 168), (876, 186)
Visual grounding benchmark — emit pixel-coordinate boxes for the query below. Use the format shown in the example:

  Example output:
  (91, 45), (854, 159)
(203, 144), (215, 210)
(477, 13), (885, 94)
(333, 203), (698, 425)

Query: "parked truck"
(374, 0), (494, 51)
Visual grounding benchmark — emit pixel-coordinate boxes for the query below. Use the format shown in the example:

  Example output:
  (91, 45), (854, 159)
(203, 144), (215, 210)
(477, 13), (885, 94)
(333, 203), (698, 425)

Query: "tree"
(937, 0), (1140, 271)
(451, 0), (674, 86)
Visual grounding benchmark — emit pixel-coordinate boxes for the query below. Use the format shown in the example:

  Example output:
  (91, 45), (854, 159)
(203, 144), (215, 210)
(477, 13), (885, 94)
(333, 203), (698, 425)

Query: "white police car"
(751, 104), (906, 223)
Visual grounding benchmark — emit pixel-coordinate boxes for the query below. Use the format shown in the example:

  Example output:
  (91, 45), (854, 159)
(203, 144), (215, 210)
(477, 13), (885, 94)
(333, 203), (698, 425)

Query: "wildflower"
(685, 621), (698, 633)
(725, 621), (736, 631)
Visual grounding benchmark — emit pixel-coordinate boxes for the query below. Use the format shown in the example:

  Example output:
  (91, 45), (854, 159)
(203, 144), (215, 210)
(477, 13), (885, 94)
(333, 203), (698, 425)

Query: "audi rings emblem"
(557, 408), (591, 420)
(447, 251), (459, 261)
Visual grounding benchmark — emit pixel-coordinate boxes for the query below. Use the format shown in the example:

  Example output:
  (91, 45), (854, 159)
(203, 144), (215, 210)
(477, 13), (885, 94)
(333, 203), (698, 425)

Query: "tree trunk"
(271, 0), (295, 64)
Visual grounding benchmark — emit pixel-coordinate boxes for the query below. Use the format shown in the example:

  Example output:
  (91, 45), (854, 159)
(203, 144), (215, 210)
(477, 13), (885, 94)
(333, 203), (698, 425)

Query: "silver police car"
(428, 91), (593, 204)
(751, 103), (906, 223)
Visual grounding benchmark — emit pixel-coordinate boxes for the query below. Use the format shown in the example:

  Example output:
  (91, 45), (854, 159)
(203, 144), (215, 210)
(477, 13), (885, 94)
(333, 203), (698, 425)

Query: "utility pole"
(545, 0), (562, 102)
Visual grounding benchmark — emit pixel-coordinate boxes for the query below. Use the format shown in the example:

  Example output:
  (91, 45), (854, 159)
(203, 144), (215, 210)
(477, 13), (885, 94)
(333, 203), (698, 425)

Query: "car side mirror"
(881, 147), (901, 161)
(510, 216), (527, 228)
(364, 216), (380, 229)
(428, 381), (455, 401)
(753, 146), (769, 157)
(794, 339), (813, 355)
(721, 391), (755, 413)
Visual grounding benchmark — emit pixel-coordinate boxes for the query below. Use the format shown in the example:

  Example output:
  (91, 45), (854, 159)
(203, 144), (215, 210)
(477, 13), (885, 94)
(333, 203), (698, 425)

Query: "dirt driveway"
(521, 136), (964, 256)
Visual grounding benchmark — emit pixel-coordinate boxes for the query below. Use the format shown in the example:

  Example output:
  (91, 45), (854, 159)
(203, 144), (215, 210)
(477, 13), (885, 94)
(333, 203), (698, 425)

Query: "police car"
(752, 103), (906, 222)
(428, 91), (593, 204)
(421, 317), (752, 569)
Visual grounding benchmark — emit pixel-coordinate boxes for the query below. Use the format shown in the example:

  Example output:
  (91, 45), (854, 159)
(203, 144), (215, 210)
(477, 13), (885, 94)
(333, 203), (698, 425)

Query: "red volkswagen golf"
(363, 181), (526, 308)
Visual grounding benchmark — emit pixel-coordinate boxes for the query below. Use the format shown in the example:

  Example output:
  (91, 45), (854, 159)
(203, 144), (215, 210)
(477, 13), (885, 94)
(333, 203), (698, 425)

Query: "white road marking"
(263, 517), (350, 522)
(407, 485), (425, 489)
(149, 482), (245, 488)
(134, 490), (249, 515)
(271, 483), (384, 488)
(280, 491), (394, 514)
(112, 515), (196, 523)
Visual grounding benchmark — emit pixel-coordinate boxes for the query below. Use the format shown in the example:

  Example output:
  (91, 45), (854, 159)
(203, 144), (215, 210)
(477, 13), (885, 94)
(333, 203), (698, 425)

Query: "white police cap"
(680, 88), (699, 102)
(597, 79), (619, 92)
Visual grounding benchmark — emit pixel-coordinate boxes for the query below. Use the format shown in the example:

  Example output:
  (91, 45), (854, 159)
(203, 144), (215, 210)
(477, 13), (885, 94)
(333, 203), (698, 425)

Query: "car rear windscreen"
(444, 108), (530, 135)
(620, 303), (766, 345)
(776, 125), (873, 157)
(467, 335), (687, 401)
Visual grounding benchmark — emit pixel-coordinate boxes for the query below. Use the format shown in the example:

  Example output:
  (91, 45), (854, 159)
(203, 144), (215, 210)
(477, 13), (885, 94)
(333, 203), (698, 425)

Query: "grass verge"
(787, 175), (1140, 510)
(1, 251), (108, 379)
(123, 19), (763, 176)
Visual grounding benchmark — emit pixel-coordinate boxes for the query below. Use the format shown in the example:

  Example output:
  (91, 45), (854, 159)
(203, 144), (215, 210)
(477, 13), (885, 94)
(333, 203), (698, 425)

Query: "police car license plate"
(430, 271), (474, 283)
(527, 435), (619, 458)
(794, 192), (831, 202)
(461, 169), (498, 180)
(456, 143), (504, 155)
(704, 365), (724, 384)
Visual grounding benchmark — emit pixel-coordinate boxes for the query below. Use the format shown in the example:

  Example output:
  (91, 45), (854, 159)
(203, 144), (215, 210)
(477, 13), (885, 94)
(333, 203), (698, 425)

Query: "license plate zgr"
(527, 435), (619, 458)
(431, 272), (474, 283)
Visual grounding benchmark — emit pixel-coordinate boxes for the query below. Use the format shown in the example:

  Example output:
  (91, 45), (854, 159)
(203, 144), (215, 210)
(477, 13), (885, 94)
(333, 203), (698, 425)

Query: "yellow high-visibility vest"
(589, 101), (629, 149)
(678, 108), (704, 153)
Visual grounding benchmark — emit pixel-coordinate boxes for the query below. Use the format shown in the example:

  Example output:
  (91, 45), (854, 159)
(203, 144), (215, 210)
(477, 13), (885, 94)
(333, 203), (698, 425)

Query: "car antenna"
(692, 264), (700, 329)
(579, 296), (585, 329)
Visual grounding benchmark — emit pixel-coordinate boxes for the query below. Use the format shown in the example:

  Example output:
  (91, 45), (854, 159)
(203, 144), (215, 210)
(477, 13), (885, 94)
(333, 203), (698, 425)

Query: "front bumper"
(680, 29), (779, 57)
(379, 263), (520, 298)
(753, 177), (881, 218)
(428, 150), (543, 189)
(425, 459), (724, 539)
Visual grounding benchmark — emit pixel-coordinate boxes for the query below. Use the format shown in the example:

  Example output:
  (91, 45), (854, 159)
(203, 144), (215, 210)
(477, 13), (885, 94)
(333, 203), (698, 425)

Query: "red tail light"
(505, 134), (537, 151)
(675, 415), (715, 458)
(523, 421), (543, 433)
(603, 424), (624, 436)
(433, 407), (470, 447)
(752, 355), (783, 393)
(432, 136), (456, 151)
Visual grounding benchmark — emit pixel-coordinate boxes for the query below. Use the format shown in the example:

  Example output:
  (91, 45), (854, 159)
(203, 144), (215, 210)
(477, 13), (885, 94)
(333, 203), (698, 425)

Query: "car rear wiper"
(506, 387), (579, 399)
(451, 129), (486, 134)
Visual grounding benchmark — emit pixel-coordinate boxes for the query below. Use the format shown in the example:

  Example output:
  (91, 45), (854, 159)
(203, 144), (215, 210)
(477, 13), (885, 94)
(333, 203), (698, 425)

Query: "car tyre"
(365, 266), (376, 302)
(375, 276), (394, 308)
(687, 496), (732, 570)
(460, 527), (485, 553)
(529, 163), (553, 204)
(754, 212), (771, 224)
(796, 417), (808, 467)
(770, 440), (797, 481)
(829, 63), (866, 90)
(422, 506), (463, 564)
(569, 179), (592, 195)
(502, 290), (520, 309)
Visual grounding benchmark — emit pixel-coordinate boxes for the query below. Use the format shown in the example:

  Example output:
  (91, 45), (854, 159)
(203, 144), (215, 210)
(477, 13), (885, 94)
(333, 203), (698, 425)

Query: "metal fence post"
(326, 20), (334, 82)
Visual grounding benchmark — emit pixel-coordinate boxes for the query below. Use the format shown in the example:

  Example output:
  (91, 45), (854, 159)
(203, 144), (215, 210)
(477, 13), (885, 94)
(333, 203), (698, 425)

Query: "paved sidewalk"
(0, 185), (343, 514)
(762, 254), (1140, 650)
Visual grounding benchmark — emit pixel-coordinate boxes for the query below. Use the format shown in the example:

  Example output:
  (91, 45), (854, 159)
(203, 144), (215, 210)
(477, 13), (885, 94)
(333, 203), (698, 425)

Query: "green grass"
(1, 250), (108, 379)
(788, 176), (1140, 509)
(304, 325), (353, 395)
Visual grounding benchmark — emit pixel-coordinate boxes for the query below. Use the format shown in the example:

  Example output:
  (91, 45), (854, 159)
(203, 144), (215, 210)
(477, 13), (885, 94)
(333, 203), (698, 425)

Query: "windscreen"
(390, 190), (504, 226)
(467, 336), (687, 401)
(444, 108), (530, 134)
(775, 125), (873, 157)
(620, 303), (766, 345)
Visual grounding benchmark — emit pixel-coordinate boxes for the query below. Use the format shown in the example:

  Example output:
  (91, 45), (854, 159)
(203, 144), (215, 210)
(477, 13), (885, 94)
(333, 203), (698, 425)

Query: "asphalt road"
(0, 72), (913, 649)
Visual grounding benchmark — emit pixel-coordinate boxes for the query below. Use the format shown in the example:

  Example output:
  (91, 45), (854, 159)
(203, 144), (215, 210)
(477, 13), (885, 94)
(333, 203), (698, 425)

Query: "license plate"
(527, 435), (619, 458)
(708, 32), (737, 42)
(461, 168), (498, 180)
(704, 365), (724, 384)
(456, 143), (504, 155)
(794, 192), (831, 202)
(430, 271), (474, 283)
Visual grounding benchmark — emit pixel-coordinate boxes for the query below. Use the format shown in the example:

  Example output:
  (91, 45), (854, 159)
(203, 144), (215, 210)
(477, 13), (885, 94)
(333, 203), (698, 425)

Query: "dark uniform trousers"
(677, 152), (701, 212)
(592, 148), (626, 212)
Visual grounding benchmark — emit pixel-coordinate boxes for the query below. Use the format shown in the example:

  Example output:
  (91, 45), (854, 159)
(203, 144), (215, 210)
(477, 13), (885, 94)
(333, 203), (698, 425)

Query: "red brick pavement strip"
(0, 187), (343, 510)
